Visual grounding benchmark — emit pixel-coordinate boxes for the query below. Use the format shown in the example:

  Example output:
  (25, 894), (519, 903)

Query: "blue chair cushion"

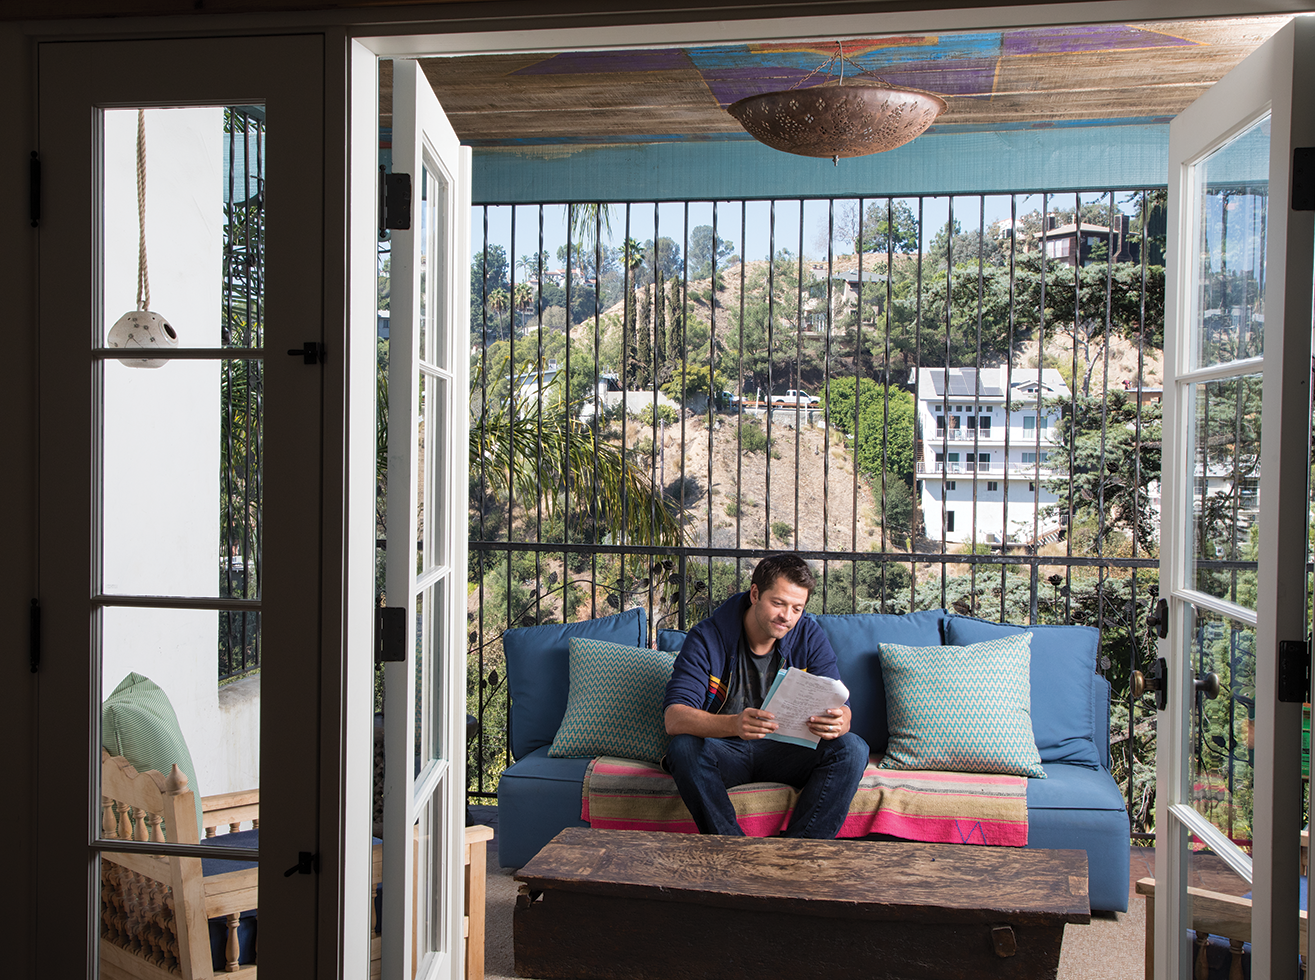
(815, 610), (947, 755)
(655, 629), (687, 652)
(945, 616), (1101, 768)
(503, 608), (647, 759)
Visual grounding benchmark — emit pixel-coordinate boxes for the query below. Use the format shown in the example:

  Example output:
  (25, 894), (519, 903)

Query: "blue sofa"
(496, 605), (1131, 912)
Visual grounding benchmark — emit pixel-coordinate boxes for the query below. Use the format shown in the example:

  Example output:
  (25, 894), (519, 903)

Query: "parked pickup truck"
(770, 389), (820, 408)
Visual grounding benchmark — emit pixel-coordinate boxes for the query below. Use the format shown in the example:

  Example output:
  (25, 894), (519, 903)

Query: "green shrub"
(738, 421), (770, 454)
(771, 521), (793, 543)
(635, 403), (679, 427)
(725, 500), (741, 517)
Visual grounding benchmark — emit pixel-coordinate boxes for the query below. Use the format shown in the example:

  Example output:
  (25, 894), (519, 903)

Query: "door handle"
(1131, 657), (1169, 711)
(1194, 672), (1221, 700)
(287, 341), (325, 365)
(283, 851), (320, 876)
(1145, 597), (1168, 639)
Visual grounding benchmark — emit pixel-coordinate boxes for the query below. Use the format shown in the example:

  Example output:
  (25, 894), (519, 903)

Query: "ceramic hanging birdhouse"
(107, 309), (179, 368)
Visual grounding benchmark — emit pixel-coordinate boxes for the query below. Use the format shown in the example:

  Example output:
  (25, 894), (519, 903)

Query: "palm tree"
(513, 281), (535, 327)
(472, 355), (682, 548)
(569, 203), (612, 257)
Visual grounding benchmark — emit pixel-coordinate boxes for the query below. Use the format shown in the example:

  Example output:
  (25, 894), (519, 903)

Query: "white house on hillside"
(911, 366), (1071, 546)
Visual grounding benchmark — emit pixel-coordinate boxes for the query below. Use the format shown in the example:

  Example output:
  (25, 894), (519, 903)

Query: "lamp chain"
(135, 109), (150, 312)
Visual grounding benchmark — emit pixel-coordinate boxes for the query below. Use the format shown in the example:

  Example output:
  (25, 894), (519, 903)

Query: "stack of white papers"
(761, 667), (850, 747)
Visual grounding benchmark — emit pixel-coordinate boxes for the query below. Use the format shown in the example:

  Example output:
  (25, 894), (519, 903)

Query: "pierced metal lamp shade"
(727, 79), (947, 159)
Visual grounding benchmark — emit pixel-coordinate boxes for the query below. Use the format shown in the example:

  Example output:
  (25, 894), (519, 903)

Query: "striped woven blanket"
(581, 755), (1028, 846)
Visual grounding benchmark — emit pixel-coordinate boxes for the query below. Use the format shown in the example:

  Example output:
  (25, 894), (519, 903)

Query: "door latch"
(283, 851), (320, 877)
(287, 342), (325, 365)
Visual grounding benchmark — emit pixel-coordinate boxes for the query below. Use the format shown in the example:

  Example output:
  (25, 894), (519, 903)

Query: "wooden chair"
(101, 750), (390, 979)
(1136, 876), (1308, 980)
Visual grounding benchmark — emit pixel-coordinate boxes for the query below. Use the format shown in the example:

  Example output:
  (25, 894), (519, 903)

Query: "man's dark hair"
(751, 553), (816, 597)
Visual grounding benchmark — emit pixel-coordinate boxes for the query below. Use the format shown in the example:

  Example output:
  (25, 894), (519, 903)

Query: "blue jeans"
(665, 732), (869, 838)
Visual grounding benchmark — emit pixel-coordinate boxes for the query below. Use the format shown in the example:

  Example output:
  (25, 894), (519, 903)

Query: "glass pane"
(412, 789), (448, 967)
(101, 358), (263, 599)
(1189, 375), (1262, 605)
(414, 588), (428, 775)
(428, 373), (448, 569)
(423, 161), (448, 372)
(418, 166), (429, 364)
(1187, 608), (1255, 851)
(99, 605), (261, 844)
(101, 106), (265, 352)
(1191, 113), (1269, 369)
(416, 372), (427, 575)
(1182, 838), (1253, 980)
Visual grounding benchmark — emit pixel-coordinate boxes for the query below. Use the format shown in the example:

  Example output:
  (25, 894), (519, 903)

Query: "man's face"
(747, 579), (811, 641)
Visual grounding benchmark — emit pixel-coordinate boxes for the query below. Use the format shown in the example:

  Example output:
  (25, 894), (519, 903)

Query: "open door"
(380, 58), (473, 980)
(1158, 16), (1314, 980)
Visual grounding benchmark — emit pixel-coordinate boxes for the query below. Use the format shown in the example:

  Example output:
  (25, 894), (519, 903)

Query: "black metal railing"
(219, 106), (265, 682)
(460, 188), (1258, 845)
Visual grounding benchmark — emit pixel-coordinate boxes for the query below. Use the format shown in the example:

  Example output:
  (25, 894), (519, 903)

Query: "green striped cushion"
(548, 639), (676, 764)
(877, 634), (1046, 778)
(102, 672), (205, 840)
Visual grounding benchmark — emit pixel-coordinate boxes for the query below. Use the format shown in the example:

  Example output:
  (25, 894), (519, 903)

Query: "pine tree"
(667, 278), (684, 364)
(654, 268), (667, 380)
(636, 285), (653, 387)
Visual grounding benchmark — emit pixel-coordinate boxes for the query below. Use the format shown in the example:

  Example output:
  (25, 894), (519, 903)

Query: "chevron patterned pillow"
(548, 637), (677, 764)
(877, 634), (1046, 778)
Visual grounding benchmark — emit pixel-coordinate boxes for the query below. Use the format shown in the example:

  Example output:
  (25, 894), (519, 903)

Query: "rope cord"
(135, 109), (150, 312)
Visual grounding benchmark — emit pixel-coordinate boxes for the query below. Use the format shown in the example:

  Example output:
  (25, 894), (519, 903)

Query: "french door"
(1158, 15), (1314, 979)
(378, 57), (472, 980)
(35, 35), (328, 978)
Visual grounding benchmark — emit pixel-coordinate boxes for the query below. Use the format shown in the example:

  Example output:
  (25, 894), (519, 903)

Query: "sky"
(471, 191), (1145, 273)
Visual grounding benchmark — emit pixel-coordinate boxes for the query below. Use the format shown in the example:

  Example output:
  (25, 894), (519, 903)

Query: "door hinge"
(29, 598), (39, 673)
(379, 165), (412, 238)
(1278, 639), (1311, 703)
(286, 341), (325, 365)
(1294, 148), (1315, 211)
(29, 152), (40, 228)
(375, 606), (406, 665)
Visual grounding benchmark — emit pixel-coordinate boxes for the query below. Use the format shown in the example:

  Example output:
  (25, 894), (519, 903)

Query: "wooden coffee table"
(514, 828), (1090, 980)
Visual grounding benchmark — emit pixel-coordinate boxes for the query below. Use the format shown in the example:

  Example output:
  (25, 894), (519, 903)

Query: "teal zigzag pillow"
(877, 634), (1046, 778)
(548, 638), (676, 764)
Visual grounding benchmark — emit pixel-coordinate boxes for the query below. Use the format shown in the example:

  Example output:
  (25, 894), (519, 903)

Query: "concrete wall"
(100, 106), (259, 796)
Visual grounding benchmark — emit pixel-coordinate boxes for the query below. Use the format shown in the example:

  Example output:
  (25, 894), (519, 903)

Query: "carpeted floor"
(470, 806), (1155, 980)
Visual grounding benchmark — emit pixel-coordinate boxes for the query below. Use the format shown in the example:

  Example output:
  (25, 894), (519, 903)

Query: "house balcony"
(916, 460), (1058, 477)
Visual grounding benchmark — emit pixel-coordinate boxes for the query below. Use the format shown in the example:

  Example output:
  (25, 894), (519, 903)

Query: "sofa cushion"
(548, 638), (676, 764)
(945, 616), (1101, 768)
(655, 629), (687, 652)
(878, 634), (1046, 778)
(102, 672), (205, 840)
(496, 749), (592, 868)
(815, 609), (947, 755)
(504, 608), (647, 759)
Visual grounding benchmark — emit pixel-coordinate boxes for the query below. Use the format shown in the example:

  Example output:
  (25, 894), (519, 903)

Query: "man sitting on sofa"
(662, 553), (869, 837)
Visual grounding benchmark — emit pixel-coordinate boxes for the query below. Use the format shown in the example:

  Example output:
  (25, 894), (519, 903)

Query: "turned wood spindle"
(225, 912), (242, 972)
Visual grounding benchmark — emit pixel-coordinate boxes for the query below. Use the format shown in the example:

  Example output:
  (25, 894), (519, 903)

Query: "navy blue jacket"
(662, 591), (843, 714)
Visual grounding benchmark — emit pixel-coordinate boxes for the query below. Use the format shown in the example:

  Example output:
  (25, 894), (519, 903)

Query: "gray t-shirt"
(720, 631), (781, 719)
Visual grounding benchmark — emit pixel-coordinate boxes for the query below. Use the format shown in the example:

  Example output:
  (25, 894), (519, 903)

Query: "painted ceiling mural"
(397, 17), (1289, 145)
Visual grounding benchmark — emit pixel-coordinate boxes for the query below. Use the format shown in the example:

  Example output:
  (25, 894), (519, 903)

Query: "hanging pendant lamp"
(107, 109), (179, 368)
(726, 43), (947, 164)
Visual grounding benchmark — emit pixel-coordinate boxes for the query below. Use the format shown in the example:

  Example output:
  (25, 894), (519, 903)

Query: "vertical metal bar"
(563, 205), (573, 594)
(911, 196), (924, 613)
(881, 198), (895, 612)
(736, 202), (747, 556)
(1032, 192), (1048, 580)
(708, 202), (718, 569)
(793, 201), (804, 550)
(822, 198), (834, 607)
(765, 201), (775, 550)
(1064, 191), (1080, 623)
(621, 204), (632, 619)
(507, 206), (518, 637)
(677, 202), (689, 627)
(591, 203), (603, 619)
(650, 204), (660, 632)
(1097, 191), (1115, 649)
(970, 194), (986, 612)
(941, 196), (953, 606)
(1002, 194), (1018, 624)
(851, 199), (864, 611)
(535, 206), (545, 623)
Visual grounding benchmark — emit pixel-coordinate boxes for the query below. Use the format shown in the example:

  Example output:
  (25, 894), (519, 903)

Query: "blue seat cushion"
(503, 609), (648, 759)
(1026, 763), (1129, 913)
(655, 629), (687, 652)
(946, 616), (1101, 768)
(496, 748), (591, 868)
(815, 610), (947, 755)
